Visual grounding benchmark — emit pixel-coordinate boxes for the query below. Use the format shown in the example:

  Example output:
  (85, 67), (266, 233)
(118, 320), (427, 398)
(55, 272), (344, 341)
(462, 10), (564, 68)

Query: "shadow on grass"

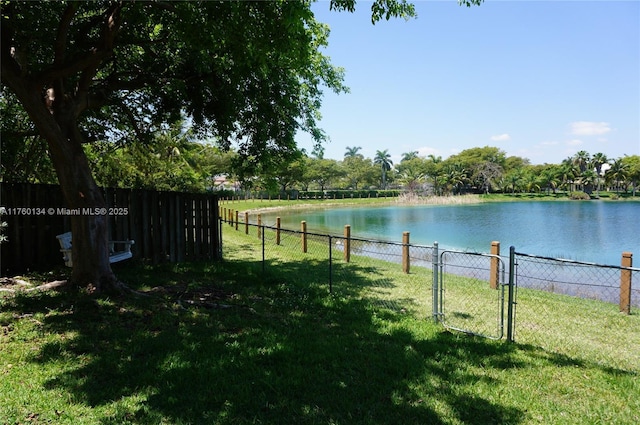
(2, 254), (632, 424)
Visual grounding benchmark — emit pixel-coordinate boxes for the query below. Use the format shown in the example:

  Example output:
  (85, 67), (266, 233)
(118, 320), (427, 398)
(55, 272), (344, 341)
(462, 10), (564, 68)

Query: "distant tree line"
(3, 125), (639, 199)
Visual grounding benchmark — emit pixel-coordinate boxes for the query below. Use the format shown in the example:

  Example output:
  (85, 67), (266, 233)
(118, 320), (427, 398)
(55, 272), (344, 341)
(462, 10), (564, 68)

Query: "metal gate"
(436, 250), (507, 339)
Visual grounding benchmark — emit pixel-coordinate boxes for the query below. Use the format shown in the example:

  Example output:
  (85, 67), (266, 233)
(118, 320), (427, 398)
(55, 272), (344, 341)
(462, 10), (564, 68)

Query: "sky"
(296, 0), (640, 165)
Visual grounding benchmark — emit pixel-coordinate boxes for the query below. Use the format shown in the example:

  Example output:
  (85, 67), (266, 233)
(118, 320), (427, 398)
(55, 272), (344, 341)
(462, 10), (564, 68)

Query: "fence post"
(276, 217), (281, 245)
(329, 235), (333, 294)
(301, 221), (307, 253)
(257, 214), (262, 239)
(507, 246), (516, 342)
(262, 221), (265, 274)
(344, 225), (351, 263)
(402, 231), (410, 274)
(244, 212), (249, 235)
(490, 241), (500, 289)
(620, 252), (633, 314)
(235, 211), (239, 231)
(432, 241), (439, 323)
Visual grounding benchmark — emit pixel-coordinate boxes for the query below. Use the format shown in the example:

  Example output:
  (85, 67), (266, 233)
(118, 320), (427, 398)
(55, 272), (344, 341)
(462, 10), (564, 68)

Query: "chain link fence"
(512, 251), (640, 370)
(234, 216), (436, 318)
(220, 214), (639, 371)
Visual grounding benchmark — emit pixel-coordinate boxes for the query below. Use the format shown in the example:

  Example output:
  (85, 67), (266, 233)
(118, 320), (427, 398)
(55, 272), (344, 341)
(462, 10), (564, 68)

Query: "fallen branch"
(0, 279), (69, 293)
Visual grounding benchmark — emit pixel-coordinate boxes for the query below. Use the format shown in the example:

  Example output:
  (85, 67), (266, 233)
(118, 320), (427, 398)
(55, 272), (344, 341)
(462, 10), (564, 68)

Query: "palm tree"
(427, 154), (442, 164)
(540, 167), (560, 195)
(373, 149), (393, 189)
(401, 151), (418, 162)
(560, 158), (579, 192)
(425, 155), (444, 195)
(605, 159), (629, 194)
(344, 146), (362, 159)
(506, 170), (523, 194)
(572, 150), (591, 174)
(399, 168), (425, 195)
(524, 173), (541, 194)
(591, 152), (608, 197)
(579, 170), (597, 195)
(443, 163), (468, 195)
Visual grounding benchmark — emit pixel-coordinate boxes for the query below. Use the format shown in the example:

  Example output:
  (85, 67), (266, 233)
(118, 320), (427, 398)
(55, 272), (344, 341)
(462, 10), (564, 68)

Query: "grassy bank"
(1, 229), (638, 424)
(220, 192), (640, 216)
(219, 194), (484, 215)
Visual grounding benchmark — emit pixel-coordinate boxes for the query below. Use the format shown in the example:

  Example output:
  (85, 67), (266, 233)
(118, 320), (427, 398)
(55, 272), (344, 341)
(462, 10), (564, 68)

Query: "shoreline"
(225, 194), (484, 214)
(220, 193), (639, 215)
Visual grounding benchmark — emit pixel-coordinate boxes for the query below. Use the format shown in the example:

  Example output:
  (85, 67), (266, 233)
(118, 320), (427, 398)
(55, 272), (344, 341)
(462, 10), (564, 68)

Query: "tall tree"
(400, 151), (419, 162)
(342, 155), (377, 190)
(560, 157), (579, 192)
(344, 146), (363, 159)
(473, 161), (503, 194)
(0, 0), (483, 290)
(539, 164), (562, 195)
(396, 156), (428, 193)
(1, 1), (349, 290)
(573, 150), (591, 174)
(305, 157), (343, 192)
(605, 158), (629, 194)
(373, 149), (394, 189)
(591, 152), (608, 197)
(620, 155), (640, 196)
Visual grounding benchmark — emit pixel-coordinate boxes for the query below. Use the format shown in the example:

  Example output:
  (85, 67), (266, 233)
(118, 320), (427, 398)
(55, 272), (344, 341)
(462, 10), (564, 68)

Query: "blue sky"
(296, 0), (640, 165)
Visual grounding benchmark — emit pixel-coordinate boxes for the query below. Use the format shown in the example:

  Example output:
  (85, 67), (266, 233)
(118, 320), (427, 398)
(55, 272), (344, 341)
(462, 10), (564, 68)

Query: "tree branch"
(76, 2), (123, 103)
(54, 2), (79, 67)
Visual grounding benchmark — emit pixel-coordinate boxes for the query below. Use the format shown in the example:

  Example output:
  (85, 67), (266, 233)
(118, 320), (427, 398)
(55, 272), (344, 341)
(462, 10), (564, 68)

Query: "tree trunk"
(53, 143), (118, 291)
(2, 71), (118, 291)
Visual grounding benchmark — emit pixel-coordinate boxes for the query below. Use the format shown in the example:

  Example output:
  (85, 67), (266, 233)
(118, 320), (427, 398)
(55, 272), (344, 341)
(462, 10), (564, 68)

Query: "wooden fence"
(0, 183), (220, 275)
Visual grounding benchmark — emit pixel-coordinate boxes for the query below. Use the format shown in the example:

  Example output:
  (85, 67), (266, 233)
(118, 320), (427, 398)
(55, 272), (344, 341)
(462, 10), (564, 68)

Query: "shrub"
(569, 191), (591, 200)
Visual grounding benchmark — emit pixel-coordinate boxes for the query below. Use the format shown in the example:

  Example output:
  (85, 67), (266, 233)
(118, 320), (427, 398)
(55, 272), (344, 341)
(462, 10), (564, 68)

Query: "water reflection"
(266, 201), (639, 266)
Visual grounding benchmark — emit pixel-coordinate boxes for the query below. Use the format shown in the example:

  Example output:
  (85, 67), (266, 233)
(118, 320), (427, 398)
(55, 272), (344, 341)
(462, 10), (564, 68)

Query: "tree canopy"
(4, 0), (486, 290)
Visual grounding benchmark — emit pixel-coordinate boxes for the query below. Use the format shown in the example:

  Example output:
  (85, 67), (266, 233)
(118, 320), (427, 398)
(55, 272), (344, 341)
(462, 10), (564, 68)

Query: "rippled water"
(264, 201), (639, 266)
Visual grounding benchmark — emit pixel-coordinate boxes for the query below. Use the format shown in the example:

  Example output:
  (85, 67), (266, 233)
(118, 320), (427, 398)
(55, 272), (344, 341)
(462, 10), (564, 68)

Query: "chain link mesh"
(439, 251), (505, 339)
(513, 252), (640, 370)
(229, 218), (435, 318)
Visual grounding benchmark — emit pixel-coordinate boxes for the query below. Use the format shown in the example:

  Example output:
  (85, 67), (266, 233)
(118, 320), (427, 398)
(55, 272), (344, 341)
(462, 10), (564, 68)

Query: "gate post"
(507, 246), (516, 342)
(432, 241), (439, 323)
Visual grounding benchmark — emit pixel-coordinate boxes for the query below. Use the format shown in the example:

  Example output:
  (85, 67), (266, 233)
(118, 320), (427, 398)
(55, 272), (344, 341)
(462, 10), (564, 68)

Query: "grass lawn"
(1, 228), (638, 424)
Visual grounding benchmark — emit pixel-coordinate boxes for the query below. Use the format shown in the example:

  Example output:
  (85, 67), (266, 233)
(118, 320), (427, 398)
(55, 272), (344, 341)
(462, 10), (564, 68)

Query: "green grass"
(1, 229), (638, 424)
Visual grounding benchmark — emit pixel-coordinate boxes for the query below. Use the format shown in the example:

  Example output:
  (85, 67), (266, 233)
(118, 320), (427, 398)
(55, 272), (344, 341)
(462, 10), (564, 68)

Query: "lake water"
(263, 201), (639, 266)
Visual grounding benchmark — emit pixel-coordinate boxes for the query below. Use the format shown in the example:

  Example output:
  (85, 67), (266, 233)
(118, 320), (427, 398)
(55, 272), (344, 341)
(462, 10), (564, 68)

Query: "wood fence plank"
(0, 183), (219, 273)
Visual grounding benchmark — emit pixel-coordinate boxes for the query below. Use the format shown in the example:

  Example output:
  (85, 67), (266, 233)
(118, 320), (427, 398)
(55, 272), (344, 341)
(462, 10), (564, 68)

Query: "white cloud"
(540, 141), (559, 146)
(417, 146), (440, 157)
(569, 121), (611, 136)
(490, 133), (511, 142)
(567, 139), (583, 146)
